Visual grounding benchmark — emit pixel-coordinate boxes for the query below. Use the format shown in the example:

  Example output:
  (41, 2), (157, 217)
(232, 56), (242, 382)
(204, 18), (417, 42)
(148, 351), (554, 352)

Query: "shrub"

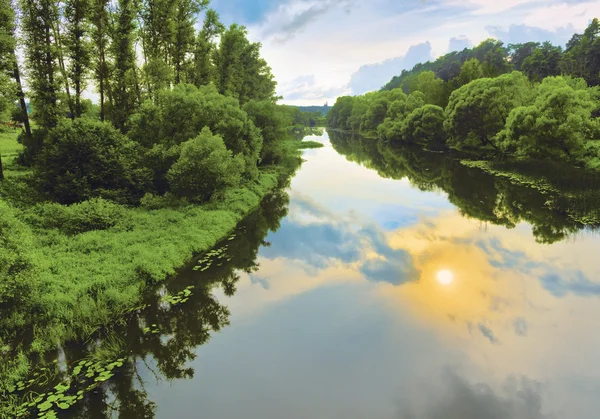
(167, 127), (245, 202)
(28, 198), (129, 235)
(34, 119), (151, 204)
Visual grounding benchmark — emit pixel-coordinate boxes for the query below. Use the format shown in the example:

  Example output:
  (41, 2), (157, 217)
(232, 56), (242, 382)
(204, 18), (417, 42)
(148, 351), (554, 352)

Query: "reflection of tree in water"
(56, 185), (293, 419)
(328, 129), (600, 244)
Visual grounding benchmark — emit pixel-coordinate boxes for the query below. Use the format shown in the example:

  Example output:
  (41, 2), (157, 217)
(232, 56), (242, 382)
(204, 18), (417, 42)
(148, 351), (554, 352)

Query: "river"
(46, 130), (600, 418)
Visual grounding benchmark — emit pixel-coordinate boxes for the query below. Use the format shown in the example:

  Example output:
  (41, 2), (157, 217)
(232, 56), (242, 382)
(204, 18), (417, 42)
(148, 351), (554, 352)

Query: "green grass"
(0, 130), (20, 157)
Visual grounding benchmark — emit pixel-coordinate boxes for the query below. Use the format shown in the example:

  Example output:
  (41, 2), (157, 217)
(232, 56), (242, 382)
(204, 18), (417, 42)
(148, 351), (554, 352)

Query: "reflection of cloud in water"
(262, 194), (419, 285)
(396, 370), (553, 419)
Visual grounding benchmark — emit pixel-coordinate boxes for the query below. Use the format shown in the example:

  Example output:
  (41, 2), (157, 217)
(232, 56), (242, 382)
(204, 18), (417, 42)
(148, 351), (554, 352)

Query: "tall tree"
(90, 0), (111, 121)
(214, 24), (276, 104)
(521, 42), (562, 82)
(20, 0), (60, 130)
(0, 0), (31, 141)
(110, 0), (140, 131)
(561, 18), (600, 86)
(139, 0), (175, 97)
(171, 0), (208, 84)
(189, 8), (224, 87)
(64, 0), (91, 117)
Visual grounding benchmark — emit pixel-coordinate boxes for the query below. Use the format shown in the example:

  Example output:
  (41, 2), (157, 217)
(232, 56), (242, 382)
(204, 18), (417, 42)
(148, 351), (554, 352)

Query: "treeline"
(0, 0), (307, 198)
(383, 19), (599, 92)
(327, 19), (600, 170)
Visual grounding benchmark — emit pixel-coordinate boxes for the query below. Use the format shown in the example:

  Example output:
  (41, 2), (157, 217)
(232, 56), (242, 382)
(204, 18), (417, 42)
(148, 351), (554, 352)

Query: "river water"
(63, 130), (600, 418)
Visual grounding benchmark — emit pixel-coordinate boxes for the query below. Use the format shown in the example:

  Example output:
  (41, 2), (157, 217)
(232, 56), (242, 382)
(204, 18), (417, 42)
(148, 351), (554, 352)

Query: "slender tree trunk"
(13, 62), (32, 137)
(45, 23), (58, 127)
(0, 153), (4, 180)
(52, 21), (75, 119)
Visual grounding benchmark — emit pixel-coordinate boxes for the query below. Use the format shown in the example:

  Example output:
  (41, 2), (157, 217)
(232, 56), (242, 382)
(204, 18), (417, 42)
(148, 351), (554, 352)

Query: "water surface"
(67, 131), (600, 418)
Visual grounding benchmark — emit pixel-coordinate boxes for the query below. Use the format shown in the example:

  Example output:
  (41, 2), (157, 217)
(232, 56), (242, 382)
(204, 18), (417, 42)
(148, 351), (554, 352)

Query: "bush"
(167, 127), (245, 202)
(28, 198), (129, 235)
(34, 119), (151, 204)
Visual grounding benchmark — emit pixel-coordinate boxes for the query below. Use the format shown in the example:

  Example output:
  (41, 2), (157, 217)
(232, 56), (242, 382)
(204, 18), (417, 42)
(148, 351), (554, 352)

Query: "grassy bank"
(0, 133), (306, 415)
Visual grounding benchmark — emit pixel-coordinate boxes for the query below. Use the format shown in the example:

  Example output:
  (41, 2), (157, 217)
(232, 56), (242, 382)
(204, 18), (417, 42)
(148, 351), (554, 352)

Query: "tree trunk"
(13, 62), (32, 137)
(0, 153), (4, 181)
(52, 22), (75, 119)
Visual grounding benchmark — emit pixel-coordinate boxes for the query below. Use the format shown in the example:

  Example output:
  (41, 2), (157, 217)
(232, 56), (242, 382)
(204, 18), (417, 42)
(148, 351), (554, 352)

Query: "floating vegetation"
(162, 286), (194, 306)
(10, 357), (126, 418)
(192, 243), (232, 272)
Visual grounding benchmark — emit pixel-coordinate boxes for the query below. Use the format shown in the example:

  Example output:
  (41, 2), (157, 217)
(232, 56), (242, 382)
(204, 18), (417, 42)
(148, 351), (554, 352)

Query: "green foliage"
(34, 119), (150, 204)
(455, 58), (484, 88)
(20, 0), (60, 130)
(444, 72), (532, 149)
(28, 198), (129, 235)
(127, 84), (263, 179)
(561, 18), (600, 86)
(415, 71), (446, 107)
(499, 76), (600, 162)
(243, 100), (292, 164)
(521, 42), (562, 82)
(400, 105), (447, 147)
(167, 127), (244, 202)
(214, 24), (276, 104)
(0, 199), (39, 324)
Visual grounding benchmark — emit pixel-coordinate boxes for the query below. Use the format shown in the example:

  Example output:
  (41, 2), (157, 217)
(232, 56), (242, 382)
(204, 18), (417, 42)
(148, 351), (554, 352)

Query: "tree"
(20, 0), (60, 129)
(507, 42), (540, 70)
(521, 42), (562, 82)
(90, 0), (111, 122)
(400, 105), (447, 147)
(189, 8), (223, 87)
(111, 0), (140, 131)
(167, 127), (244, 201)
(499, 76), (600, 162)
(560, 18), (600, 86)
(214, 24), (276, 104)
(455, 58), (484, 87)
(415, 71), (446, 107)
(35, 118), (149, 204)
(171, 0), (208, 84)
(64, 0), (92, 118)
(243, 100), (292, 164)
(445, 72), (532, 149)
(0, 0), (31, 140)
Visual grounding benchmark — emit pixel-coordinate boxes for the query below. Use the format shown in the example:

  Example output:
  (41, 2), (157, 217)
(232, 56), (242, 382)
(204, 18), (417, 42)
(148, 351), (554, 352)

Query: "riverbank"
(0, 133), (307, 416)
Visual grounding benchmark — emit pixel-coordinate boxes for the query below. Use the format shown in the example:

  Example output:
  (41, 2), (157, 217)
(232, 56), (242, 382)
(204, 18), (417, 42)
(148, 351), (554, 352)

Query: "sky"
(209, 0), (600, 105)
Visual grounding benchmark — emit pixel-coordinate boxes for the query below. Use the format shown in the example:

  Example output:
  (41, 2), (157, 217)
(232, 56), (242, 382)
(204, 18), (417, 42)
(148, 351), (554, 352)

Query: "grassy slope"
(0, 136), (305, 409)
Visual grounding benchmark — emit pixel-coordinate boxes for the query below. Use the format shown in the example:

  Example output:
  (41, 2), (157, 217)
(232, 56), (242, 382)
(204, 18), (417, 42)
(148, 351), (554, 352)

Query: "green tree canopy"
(499, 76), (600, 162)
(444, 71), (532, 149)
(167, 127), (244, 201)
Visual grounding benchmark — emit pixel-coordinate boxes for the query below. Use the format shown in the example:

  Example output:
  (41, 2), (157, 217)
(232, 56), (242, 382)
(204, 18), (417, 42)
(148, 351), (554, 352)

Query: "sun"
(436, 269), (454, 285)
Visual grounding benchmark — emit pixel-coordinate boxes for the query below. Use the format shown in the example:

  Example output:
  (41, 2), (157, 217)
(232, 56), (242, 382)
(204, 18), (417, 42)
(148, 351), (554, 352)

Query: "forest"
(327, 19), (600, 170)
(0, 0), (322, 415)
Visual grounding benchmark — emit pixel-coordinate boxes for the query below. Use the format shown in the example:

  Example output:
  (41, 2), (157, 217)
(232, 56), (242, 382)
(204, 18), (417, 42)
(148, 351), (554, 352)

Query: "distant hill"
(294, 105), (332, 115)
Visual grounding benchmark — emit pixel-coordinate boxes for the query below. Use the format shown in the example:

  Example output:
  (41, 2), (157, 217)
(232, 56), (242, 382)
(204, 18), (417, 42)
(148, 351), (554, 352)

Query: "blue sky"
(209, 0), (599, 105)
